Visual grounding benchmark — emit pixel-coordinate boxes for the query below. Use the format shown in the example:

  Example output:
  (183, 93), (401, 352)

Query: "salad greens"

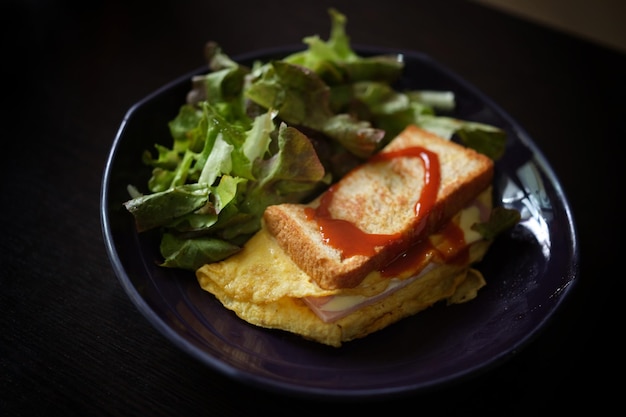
(124, 8), (508, 271)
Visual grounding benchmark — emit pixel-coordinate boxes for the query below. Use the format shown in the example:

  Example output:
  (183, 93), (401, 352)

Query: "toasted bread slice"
(263, 125), (493, 290)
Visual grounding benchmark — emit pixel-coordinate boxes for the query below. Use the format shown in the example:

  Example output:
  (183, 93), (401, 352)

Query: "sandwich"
(197, 124), (516, 347)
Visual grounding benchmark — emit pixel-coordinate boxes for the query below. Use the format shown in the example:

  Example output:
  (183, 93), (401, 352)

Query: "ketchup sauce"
(304, 146), (441, 261)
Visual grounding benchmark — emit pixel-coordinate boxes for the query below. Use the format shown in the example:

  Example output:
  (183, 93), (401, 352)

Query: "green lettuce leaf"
(472, 207), (521, 240)
(123, 183), (210, 232)
(159, 233), (241, 270)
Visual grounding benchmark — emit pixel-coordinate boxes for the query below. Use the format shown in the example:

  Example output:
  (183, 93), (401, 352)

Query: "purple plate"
(101, 46), (579, 399)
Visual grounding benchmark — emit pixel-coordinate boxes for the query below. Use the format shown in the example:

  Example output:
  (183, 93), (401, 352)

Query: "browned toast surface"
(263, 125), (493, 290)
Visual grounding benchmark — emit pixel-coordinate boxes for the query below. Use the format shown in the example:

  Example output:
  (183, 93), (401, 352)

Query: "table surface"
(3, 0), (624, 414)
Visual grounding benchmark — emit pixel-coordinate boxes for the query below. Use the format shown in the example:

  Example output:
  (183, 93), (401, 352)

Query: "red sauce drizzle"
(434, 220), (470, 264)
(380, 218), (469, 278)
(304, 146), (441, 261)
(380, 239), (434, 278)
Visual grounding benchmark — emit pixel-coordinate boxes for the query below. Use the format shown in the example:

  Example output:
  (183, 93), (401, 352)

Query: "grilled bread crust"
(263, 125), (494, 290)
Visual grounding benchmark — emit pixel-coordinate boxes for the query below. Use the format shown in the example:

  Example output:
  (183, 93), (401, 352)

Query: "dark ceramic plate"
(101, 46), (579, 399)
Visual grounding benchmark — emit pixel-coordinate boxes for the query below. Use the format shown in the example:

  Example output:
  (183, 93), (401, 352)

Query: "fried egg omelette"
(196, 189), (492, 347)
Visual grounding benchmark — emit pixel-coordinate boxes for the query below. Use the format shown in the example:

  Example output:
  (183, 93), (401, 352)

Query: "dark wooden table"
(3, 0), (623, 414)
